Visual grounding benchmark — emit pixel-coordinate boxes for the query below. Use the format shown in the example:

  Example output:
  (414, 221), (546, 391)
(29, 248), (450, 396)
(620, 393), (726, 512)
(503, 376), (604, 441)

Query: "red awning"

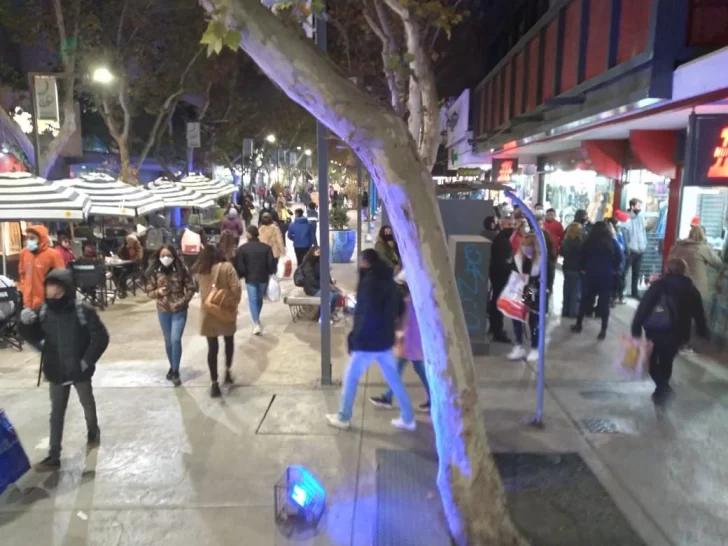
(629, 130), (678, 179)
(581, 140), (628, 179)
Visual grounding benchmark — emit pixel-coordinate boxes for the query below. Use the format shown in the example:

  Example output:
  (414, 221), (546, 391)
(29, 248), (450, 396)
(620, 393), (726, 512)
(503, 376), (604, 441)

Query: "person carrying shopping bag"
(146, 245), (196, 386)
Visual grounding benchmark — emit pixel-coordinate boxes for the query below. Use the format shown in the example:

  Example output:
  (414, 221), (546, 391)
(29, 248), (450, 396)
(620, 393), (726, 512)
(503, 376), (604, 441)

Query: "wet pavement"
(2, 238), (728, 544)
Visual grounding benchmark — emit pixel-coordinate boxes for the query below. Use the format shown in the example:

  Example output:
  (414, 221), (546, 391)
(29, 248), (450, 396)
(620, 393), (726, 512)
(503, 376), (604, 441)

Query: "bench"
(283, 288), (321, 321)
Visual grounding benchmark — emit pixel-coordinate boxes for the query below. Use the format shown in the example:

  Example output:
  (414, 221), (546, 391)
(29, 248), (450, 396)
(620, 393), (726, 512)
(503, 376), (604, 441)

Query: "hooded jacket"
(490, 227), (515, 286)
(258, 222), (285, 258)
(668, 239), (722, 299)
(287, 216), (317, 249)
(348, 260), (404, 353)
(18, 225), (65, 309)
(19, 268), (109, 384)
(221, 213), (244, 238)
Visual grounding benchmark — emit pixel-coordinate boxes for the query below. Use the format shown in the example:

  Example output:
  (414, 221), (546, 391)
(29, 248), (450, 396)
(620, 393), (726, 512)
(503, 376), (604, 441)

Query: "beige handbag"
(204, 264), (237, 323)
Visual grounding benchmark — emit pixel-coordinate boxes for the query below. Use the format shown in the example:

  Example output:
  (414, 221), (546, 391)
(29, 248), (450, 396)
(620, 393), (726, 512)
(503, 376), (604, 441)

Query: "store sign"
(685, 114), (728, 186)
(456, 168), (482, 178)
(492, 158), (518, 183)
(33, 75), (59, 122)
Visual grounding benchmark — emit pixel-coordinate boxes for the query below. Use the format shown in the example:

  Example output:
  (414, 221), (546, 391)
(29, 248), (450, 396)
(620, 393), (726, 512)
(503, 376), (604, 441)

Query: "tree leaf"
(223, 29), (240, 51)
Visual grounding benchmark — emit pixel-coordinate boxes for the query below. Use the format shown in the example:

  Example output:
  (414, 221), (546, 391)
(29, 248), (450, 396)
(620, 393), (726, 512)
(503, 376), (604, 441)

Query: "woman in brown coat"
(669, 225), (722, 300)
(258, 211), (285, 265)
(193, 244), (242, 397)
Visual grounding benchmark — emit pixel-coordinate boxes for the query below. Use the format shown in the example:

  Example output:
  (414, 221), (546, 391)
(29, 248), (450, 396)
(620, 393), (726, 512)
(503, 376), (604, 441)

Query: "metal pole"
(1, 223), (7, 276)
(28, 74), (42, 177)
(505, 190), (547, 427)
(356, 157), (362, 258)
(316, 5), (331, 386)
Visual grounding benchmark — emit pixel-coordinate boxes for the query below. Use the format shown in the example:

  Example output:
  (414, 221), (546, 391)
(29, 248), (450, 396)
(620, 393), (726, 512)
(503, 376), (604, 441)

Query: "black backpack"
(644, 286), (677, 331)
(293, 267), (305, 287)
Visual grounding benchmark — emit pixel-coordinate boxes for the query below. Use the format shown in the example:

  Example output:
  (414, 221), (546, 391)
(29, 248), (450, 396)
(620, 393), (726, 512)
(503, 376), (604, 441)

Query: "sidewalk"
(2, 237), (728, 544)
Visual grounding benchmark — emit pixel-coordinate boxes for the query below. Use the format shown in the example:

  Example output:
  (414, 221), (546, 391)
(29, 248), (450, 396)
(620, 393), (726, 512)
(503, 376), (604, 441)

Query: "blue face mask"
(522, 246), (534, 259)
(26, 240), (38, 252)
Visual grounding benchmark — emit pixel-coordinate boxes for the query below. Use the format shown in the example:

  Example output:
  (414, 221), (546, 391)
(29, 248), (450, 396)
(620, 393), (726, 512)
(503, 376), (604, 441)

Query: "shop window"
(543, 169), (614, 225)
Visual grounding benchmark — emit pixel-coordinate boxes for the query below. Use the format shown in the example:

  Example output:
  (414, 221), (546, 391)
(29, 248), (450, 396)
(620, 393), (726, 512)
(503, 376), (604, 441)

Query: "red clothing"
(510, 231), (524, 254)
(55, 245), (75, 266)
(18, 225), (65, 309)
(543, 220), (565, 254)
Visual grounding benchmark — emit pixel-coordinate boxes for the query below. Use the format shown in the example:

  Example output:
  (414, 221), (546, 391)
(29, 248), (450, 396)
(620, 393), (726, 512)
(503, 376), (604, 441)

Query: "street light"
(91, 67), (115, 84)
(266, 134), (276, 144)
(304, 149), (312, 156)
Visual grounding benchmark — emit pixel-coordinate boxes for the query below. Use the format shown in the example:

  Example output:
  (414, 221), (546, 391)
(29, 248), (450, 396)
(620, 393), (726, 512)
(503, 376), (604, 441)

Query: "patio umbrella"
(0, 172), (91, 221)
(178, 175), (236, 200)
(145, 179), (216, 209)
(56, 173), (165, 217)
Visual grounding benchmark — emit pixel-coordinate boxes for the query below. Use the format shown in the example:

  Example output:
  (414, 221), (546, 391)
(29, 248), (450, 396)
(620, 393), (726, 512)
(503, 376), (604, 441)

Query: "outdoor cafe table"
(104, 259), (134, 303)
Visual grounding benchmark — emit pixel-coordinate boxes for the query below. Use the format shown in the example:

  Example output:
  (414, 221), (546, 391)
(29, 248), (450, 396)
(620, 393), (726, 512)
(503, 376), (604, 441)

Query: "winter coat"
(511, 252), (552, 310)
(301, 257), (324, 297)
(348, 262), (404, 353)
(221, 217), (244, 239)
(490, 228), (514, 286)
(146, 261), (196, 313)
(287, 217), (317, 249)
(394, 297), (424, 361)
(258, 207), (280, 226)
(18, 225), (65, 309)
(510, 231), (525, 254)
(119, 240), (143, 263)
(543, 220), (565, 255)
(197, 262), (242, 337)
(580, 238), (623, 289)
(631, 273), (708, 344)
(55, 245), (75, 267)
(258, 223), (285, 258)
(560, 237), (583, 272)
(18, 269), (109, 384)
(235, 240), (276, 284)
(375, 239), (400, 269)
(668, 239), (723, 299)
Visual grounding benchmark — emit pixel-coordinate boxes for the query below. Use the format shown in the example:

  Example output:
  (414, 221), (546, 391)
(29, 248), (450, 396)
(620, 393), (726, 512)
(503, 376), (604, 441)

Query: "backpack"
(293, 267), (305, 287)
(39, 300), (87, 326)
(643, 288), (676, 331)
(180, 229), (202, 256)
(145, 227), (169, 251)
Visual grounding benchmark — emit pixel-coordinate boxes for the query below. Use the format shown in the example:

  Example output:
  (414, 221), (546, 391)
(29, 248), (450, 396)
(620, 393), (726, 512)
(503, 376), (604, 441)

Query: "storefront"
(543, 169), (613, 225)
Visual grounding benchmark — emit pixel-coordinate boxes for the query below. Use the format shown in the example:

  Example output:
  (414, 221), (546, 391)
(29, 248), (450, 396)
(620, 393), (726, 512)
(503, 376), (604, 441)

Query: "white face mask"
(160, 256), (174, 268)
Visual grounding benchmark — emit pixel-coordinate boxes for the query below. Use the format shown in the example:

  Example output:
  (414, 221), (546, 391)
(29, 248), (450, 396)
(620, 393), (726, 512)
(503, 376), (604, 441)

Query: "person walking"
(146, 245), (195, 386)
(375, 225), (401, 272)
(180, 214), (206, 272)
(368, 277), (431, 412)
(326, 249), (415, 431)
(489, 216), (515, 343)
(560, 222), (583, 318)
(608, 215), (629, 305)
(54, 234), (76, 266)
(668, 224), (722, 302)
(220, 208), (244, 246)
(193, 245), (242, 398)
(218, 232), (238, 262)
(543, 208), (565, 256)
(507, 233), (552, 362)
(623, 198), (647, 299)
(258, 201), (280, 226)
(18, 225), (64, 309)
(288, 208), (317, 265)
(300, 245), (341, 320)
(571, 221), (624, 340)
(18, 268), (109, 470)
(235, 225), (276, 335)
(631, 258), (708, 405)
(258, 211), (285, 268)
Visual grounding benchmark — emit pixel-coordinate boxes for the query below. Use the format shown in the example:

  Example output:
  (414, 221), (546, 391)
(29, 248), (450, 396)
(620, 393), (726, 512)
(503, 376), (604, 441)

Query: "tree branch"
(117, 0), (129, 47)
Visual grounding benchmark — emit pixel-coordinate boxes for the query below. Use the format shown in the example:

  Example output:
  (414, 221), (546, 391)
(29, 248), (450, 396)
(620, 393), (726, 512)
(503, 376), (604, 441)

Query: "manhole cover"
(580, 418), (623, 434)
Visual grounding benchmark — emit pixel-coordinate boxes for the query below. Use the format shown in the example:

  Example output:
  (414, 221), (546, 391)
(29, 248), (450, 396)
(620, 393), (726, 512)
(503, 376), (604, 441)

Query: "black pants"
(49, 381), (98, 459)
(294, 246), (310, 265)
(625, 252), (643, 297)
(648, 337), (679, 392)
(488, 277), (507, 336)
(206, 336), (234, 383)
(513, 313), (539, 349)
(577, 281), (611, 332)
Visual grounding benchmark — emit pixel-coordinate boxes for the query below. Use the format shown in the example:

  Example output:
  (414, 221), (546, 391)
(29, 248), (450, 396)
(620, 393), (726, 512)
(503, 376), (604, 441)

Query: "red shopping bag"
(496, 271), (528, 322)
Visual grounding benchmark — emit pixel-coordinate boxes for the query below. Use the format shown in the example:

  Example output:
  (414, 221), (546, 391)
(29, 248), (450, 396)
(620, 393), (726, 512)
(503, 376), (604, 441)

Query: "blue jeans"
(315, 289), (339, 313)
(562, 271), (582, 318)
(513, 314), (539, 349)
(246, 282), (267, 323)
(381, 358), (430, 403)
(158, 309), (188, 371)
(339, 349), (414, 423)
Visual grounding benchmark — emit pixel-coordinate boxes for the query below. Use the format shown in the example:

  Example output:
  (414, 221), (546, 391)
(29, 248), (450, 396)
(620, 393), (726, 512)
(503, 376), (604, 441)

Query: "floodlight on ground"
(266, 134), (277, 144)
(274, 465), (326, 534)
(91, 67), (115, 84)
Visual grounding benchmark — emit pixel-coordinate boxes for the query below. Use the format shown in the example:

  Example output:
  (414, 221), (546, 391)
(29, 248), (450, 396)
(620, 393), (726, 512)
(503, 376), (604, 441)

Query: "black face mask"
(632, 209), (641, 216)
(46, 295), (72, 311)
(382, 233), (394, 242)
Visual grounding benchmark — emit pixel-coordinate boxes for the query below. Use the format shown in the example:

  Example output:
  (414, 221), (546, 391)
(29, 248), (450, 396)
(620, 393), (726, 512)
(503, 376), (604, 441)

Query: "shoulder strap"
(211, 263), (222, 287)
(39, 300), (87, 326)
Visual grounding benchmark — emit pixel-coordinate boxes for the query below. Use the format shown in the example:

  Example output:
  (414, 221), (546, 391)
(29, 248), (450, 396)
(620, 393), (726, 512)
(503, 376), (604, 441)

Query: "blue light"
(291, 485), (308, 507)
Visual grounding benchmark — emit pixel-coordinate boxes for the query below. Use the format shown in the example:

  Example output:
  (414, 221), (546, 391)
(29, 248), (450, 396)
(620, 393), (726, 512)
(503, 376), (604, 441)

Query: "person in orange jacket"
(18, 225), (65, 309)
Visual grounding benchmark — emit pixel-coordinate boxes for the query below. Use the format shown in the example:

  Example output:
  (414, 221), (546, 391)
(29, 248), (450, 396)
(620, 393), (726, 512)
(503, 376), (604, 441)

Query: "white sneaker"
(507, 345), (526, 361)
(391, 417), (416, 431)
(326, 413), (351, 430)
(252, 323), (262, 335)
(527, 349), (539, 363)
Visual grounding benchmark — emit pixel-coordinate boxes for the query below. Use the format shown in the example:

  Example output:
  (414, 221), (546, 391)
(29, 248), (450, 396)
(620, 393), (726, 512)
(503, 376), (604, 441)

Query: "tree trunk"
(117, 140), (136, 184)
(201, 1), (528, 544)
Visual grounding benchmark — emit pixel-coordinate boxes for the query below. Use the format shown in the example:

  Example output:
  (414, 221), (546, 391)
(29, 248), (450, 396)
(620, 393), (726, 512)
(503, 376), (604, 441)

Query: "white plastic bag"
(496, 271), (528, 322)
(615, 336), (652, 379)
(266, 275), (281, 302)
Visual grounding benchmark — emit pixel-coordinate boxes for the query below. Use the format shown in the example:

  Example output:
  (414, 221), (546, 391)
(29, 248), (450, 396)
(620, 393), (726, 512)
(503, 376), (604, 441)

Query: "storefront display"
(543, 169), (613, 225)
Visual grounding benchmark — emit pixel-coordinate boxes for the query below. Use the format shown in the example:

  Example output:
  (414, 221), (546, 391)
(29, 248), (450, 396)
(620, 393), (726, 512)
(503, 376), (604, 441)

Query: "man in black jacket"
(326, 249), (415, 431)
(235, 225), (276, 335)
(19, 268), (109, 470)
(488, 217), (515, 343)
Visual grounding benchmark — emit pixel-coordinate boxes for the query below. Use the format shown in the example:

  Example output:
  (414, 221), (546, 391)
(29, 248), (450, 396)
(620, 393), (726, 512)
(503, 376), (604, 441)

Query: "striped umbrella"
(178, 175), (236, 200)
(56, 173), (165, 217)
(145, 179), (216, 208)
(0, 172), (91, 221)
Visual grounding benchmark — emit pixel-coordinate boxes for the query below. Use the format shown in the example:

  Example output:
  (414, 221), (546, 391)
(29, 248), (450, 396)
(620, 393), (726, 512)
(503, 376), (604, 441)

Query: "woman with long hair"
(374, 225), (401, 271)
(560, 222), (584, 318)
(193, 244), (242, 398)
(146, 244), (196, 386)
(218, 232), (238, 262)
(571, 221), (623, 340)
(301, 245), (340, 319)
(258, 211), (285, 267)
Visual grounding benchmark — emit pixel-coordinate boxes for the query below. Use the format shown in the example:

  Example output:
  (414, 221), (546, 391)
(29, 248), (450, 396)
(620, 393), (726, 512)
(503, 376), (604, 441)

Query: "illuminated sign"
(685, 114), (728, 187)
(492, 158), (518, 183)
(707, 127), (728, 179)
(503, 140), (518, 151)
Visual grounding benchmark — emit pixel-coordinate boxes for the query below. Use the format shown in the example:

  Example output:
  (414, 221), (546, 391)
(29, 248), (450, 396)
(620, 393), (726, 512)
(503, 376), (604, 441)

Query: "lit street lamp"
(304, 149), (312, 156)
(91, 67), (115, 84)
(265, 134), (276, 144)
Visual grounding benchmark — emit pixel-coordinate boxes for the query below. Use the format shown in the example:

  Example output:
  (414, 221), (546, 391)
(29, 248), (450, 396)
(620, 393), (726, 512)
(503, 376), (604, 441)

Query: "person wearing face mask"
(623, 198), (647, 299)
(300, 245), (341, 320)
(510, 219), (529, 254)
(489, 216), (516, 343)
(258, 201), (280, 226)
(146, 245), (196, 386)
(55, 234), (76, 266)
(375, 225), (401, 272)
(18, 268), (109, 470)
(258, 212), (285, 267)
(507, 234), (553, 362)
(18, 225), (65, 310)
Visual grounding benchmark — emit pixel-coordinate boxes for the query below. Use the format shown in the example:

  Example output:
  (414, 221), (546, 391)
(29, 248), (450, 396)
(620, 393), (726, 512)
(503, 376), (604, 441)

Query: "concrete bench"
(283, 288), (321, 321)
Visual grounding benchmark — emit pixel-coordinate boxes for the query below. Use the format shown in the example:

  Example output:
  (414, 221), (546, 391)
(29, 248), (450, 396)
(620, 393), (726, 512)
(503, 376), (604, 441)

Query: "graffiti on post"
(456, 243), (486, 333)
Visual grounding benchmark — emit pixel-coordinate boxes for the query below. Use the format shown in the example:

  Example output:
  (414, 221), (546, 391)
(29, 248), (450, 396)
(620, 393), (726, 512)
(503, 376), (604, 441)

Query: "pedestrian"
(510, 219), (529, 254)
(543, 208), (565, 256)
(288, 208), (317, 265)
(218, 231), (238, 262)
(54, 234), (76, 266)
(361, 190), (370, 221)
(571, 221), (624, 340)
(258, 201), (280, 225)
(220, 208), (244, 246)
(146, 244), (195, 386)
(368, 277), (431, 412)
(560, 222), (583, 318)
(18, 225), (65, 309)
(258, 211), (285, 268)
(193, 244), (242, 398)
(623, 198), (647, 299)
(489, 216), (515, 343)
(300, 245), (341, 321)
(668, 224), (722, 302)
(18, 268), (109, 470)
(375, 225), (401, 272)
(326, 249), (415, 431)
(507, 233), (552, 362)
(608, 215), (628, 305)
(235, 225), (276, 335)
(115, 234), (144, 298)
(180, 214), (206, 272)
(631, 257), (708, 405)
(238, 193), (254, 229)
